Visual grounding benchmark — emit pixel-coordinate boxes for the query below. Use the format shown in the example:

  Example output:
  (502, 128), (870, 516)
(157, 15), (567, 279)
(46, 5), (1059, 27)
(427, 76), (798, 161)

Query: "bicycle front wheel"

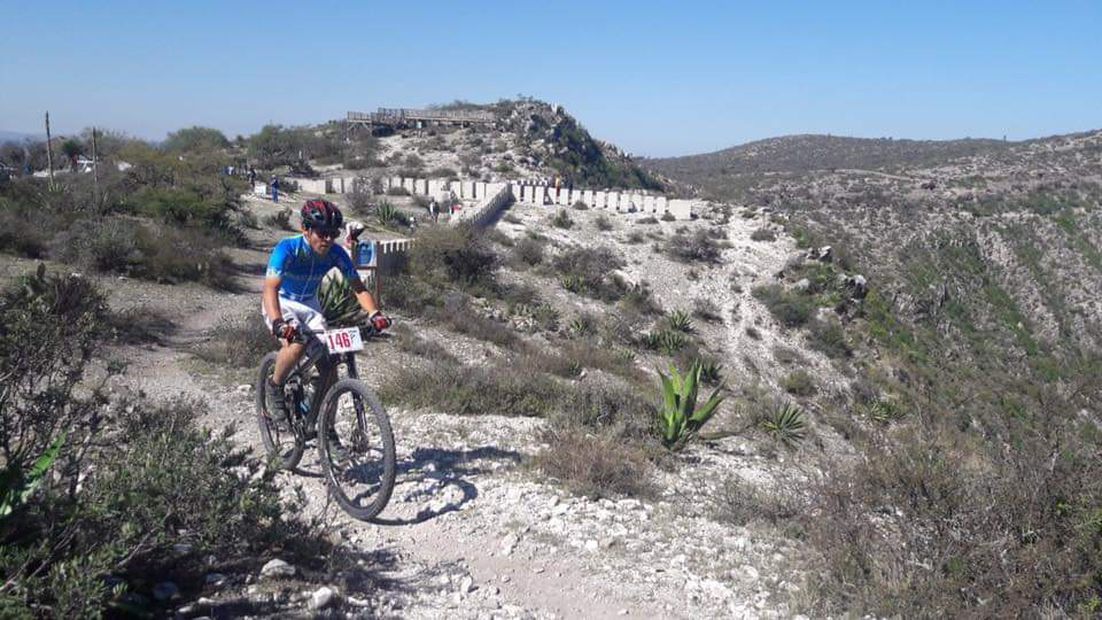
(318, 378), (396, 521)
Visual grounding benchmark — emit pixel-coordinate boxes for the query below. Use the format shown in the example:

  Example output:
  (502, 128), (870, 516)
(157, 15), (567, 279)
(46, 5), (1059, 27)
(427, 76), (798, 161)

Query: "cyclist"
(263, 199), (391, 423)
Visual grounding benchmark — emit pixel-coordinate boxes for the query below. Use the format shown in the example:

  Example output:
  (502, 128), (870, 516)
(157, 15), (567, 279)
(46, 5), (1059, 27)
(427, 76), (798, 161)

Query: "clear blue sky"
(2, 0), (1099, 156)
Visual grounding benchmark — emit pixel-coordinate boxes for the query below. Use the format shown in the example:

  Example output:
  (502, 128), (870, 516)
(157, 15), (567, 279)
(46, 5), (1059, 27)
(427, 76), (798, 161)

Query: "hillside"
(1, 109), (1100, 617)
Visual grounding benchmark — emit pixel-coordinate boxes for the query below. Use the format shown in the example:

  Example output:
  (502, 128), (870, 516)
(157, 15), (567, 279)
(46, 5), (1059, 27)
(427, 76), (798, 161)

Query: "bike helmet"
(301, 199), (343, 232)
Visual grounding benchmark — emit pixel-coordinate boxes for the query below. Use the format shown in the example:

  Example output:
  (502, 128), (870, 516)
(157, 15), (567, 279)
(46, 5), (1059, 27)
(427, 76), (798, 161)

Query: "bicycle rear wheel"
(256, 352), (305, 470)
(318, 378), (396, 521)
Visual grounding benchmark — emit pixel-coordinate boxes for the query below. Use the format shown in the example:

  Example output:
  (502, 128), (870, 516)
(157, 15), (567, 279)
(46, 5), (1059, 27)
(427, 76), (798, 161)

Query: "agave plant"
(319, 274), (370, 326)
(761, 402), (806, 445)
(657, 330), (687, 355)
(614, 347), (637, 365)
(657, 360), (725, 450)
(666, 309), (694, 333)
(569, 316), (596, 338)
(865, 398), (906, 424)
(374, 200), (404, 228)
(1, 434), (65, 521)
(560, 274), (587, 294)
(699, 358), (723, 385)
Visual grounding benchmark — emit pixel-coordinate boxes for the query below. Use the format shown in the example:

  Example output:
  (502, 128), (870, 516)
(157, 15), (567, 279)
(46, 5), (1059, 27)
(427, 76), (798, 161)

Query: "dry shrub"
(666, 229), (722, 264)
(533, 429), (654, 499)
(392, 323), (457, 364)
(379, 359), (560, 418)
(408, 224), (497, 290)
(803, 424), (1102, 617)
(712, 477), (805, 527)
(194, 314), (274, 367)
(511, 237), (546, 267)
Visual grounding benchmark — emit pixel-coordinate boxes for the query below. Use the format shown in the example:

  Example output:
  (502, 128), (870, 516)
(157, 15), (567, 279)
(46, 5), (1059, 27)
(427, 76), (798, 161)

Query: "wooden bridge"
(347, 108), (495, 127)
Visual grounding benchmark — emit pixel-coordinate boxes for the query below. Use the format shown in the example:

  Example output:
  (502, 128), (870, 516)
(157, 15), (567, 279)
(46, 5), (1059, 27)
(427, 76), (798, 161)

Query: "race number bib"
(323, 327), (364, 354)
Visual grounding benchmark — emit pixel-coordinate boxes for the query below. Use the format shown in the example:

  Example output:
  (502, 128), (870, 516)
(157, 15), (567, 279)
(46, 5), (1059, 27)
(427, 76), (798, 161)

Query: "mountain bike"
(255, 324), (396, 521)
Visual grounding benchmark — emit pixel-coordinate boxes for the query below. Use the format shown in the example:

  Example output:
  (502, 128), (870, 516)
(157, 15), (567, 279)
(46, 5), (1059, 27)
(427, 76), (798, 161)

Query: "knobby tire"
(318, 378), (396, 521)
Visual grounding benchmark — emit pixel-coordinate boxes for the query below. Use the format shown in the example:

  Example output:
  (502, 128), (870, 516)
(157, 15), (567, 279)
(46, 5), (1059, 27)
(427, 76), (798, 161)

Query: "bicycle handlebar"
(290, 319), (395, 343)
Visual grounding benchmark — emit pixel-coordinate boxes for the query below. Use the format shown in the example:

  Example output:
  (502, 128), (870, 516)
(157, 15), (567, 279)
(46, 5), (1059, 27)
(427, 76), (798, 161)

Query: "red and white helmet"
(300, 199), (343, 232)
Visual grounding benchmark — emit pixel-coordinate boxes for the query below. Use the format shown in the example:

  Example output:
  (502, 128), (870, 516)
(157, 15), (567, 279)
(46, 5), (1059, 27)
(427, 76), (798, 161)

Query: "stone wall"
(281, 175), (697, 219)
(510, 181), (696, 219)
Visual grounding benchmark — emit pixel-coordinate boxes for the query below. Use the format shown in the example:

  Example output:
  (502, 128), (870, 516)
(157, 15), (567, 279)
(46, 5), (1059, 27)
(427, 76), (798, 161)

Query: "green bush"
(782, 369), (817, 396)
(594, 214), (613, 231)
(550, 209), (573, 229)
(809, 318), (851, 358)
(511, 237), (545, 267)
(407, 224), (497, 290)
(0, 199), (50, 257)
(753, 284), (815, 327)
(0, 268), (325, 617)
(162, 126), (229, 153)
(666, 229), (722, 264)
(552, 246), (627, 302)
(54, 219), (237, 289)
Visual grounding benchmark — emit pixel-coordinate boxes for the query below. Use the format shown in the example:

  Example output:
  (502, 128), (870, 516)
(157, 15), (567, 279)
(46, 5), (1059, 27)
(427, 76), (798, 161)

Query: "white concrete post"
(594, 191), (607, 209)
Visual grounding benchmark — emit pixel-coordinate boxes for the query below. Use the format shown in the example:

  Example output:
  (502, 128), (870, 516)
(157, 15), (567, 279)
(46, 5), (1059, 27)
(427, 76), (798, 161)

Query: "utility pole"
(44, 111), (55, 189)
(91, 126), (99, 209)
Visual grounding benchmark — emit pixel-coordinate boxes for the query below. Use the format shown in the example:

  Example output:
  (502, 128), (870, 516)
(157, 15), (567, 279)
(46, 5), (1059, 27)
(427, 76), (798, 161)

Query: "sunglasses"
(309, 228), (341, 239)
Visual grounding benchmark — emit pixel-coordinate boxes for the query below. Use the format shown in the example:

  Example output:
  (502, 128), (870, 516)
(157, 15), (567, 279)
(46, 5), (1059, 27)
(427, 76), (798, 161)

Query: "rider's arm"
(264, 239), (290, 323)
(349, 277), (379, 316)
(263, 276), (284, 324)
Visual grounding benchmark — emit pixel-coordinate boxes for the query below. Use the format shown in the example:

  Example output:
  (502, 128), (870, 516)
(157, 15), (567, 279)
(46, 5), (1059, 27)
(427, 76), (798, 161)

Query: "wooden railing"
(347, 108), (495, 125)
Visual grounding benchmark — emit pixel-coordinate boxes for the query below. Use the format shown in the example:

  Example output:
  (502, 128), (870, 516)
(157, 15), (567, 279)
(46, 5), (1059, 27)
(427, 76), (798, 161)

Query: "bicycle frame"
(284, 329), (366, 437)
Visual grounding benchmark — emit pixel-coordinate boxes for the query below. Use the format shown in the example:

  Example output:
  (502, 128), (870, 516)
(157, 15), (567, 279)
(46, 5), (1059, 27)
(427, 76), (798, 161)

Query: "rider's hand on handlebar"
(368, 311), (392, 332)
(271, 318), (299, 343)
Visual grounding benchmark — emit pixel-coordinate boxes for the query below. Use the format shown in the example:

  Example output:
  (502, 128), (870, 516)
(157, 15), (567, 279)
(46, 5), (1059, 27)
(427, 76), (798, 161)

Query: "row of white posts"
(282, 175), (697, 219)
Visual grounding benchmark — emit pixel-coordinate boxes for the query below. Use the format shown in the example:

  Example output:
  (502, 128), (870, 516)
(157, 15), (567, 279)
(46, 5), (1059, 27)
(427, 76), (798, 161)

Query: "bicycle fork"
(343, 353), (371, 448)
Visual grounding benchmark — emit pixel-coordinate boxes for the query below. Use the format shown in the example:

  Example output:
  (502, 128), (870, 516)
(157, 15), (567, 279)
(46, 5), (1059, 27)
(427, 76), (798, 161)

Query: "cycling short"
(262, 296), (327, 335)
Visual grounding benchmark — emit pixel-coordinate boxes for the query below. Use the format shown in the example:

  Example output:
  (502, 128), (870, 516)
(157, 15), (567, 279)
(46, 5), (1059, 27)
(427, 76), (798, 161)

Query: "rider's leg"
(272, 340), (306, 384)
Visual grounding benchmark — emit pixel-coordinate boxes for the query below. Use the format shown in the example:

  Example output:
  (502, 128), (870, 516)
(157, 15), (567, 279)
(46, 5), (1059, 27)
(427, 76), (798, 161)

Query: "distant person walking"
(270, 175), (281, 203)
(428, 197), (439, 224)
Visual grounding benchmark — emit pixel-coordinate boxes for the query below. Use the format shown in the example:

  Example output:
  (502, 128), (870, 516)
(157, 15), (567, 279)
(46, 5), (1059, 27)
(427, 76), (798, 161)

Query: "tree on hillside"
(81, 127), (134, 160)
(61, 138), (83, 171)
(248, 124), (302, 169)
(0, 141), (27, 172)
(162, 126), (230, 153)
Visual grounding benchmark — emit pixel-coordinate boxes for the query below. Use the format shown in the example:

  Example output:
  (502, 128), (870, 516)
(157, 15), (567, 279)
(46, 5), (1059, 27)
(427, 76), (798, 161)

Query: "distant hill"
(0, 130), (42, 144)
(644, 134), (1012, 190)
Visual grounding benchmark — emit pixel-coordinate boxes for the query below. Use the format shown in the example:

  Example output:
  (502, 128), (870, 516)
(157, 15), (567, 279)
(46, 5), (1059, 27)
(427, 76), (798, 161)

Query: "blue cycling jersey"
(265, 235), (358, 302)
